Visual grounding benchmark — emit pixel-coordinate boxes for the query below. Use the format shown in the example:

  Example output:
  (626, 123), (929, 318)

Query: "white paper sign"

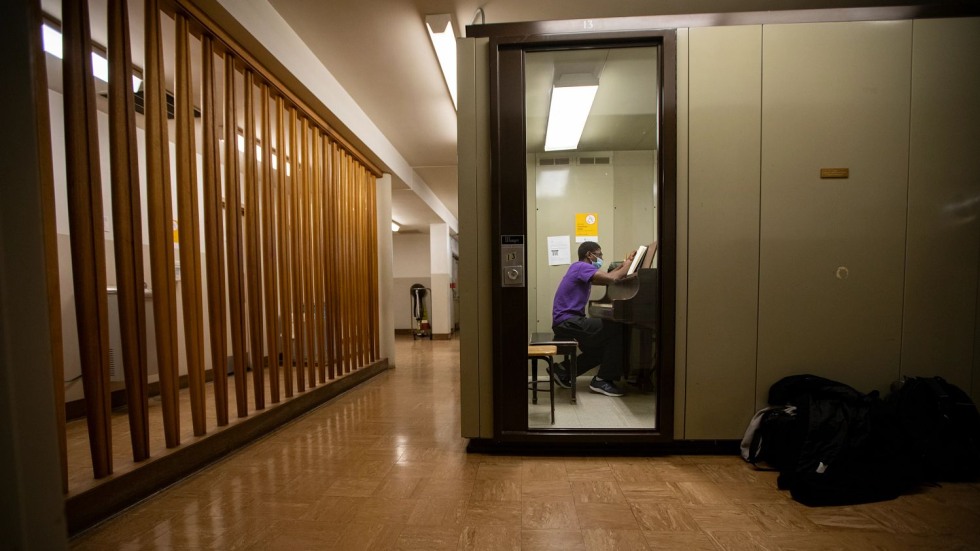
(547, 235), (571, 266)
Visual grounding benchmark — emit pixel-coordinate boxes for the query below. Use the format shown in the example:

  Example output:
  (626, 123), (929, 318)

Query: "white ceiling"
(264, 0), (903, 234)
(41, 0), (905, 235)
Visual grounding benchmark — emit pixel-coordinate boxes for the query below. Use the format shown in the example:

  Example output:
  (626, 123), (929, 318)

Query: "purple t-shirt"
(552, 261), (598, 326)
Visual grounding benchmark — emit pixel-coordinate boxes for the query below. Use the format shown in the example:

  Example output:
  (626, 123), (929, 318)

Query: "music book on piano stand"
(626, 245), (647, 276)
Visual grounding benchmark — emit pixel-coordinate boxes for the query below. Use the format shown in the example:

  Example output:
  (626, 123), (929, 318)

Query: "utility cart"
(410, 284), (432, 340)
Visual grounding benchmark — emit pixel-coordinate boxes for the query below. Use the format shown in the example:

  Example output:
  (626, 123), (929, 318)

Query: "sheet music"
(626, 245), (647, 275)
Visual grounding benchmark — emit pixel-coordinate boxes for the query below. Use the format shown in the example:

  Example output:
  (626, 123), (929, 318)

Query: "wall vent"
(99, 89), (201, 120)
(539, 157), (570, 166)
(578, 156), (611, 165)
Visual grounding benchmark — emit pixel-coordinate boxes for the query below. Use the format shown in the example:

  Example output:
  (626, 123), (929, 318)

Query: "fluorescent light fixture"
(391, 222), (400, 232)
(425, 14), (457, 109)
(43, 23), (142, 92)
(544, 74), (599, 152)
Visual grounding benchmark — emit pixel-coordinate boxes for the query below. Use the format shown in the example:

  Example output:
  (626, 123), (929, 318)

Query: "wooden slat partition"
(175, 14), (207, 436)
(276, 97), (294, 398)
(201, 33), (229, 427)
(107, 0), (151, 460)
(244, 70), (266, 410)
(51, 0), (384, 491)
(145, 0), (181, 448)
(260, 85), (281, 403)
(62, 0), (113, 477)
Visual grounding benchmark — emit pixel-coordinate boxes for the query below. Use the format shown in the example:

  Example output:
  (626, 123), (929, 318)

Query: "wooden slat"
(224, 52), (249, 417)
(323, 140), (338, 380)
(331, 144), (344, 376)
(337, 151), (347, 374)
(144, 0), (180, 448)
(175, 13), (207, 436)
(363, 166), (373, 363)
(334, 145), (343, 375)
(29, 0), (68, 489)
(289, 108), (305, 393)
(302, 118), (317, 387)
(342, 152), (353, 374)
(201, 33), (229, 426)
(108, 0), (151, 457)
(312, 131), (326, 383)
(368, 166), (380, 361)
(63, 0), (113, 478)
(308, 129), (320, 382)
(260, 85), (281, 404)
(243, 70), (265, 410)
(362, 166), (371, 365)
(276, 97), (294, 398)
(321, 136), (337, 379)
(353, 162), (364, 367)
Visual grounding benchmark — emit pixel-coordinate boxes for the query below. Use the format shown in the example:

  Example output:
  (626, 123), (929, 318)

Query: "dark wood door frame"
(485, 26), (677, 445)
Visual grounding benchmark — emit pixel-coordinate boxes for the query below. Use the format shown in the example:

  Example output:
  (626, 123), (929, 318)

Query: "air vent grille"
(539, 157), (570, 166)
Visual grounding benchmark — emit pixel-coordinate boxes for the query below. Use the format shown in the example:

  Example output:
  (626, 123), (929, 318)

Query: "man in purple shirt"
(552, 241), (635, 397)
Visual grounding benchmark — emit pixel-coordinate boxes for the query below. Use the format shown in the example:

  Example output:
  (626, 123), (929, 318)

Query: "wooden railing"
(41, 0), (382, 486)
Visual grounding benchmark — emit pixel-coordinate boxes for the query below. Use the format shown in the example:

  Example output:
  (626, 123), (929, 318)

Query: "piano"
(588, 243), (658, 391)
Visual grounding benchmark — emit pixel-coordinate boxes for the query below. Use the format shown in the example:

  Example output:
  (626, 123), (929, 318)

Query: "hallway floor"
(71, 336), (980, 550)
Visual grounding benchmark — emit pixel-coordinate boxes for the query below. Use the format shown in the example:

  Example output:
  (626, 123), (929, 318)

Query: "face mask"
(591, 255), (603, 269)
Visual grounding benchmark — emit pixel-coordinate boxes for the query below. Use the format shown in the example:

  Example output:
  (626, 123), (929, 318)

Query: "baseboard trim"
(65, 358), (389, 536)
(465, 438), (740, 456)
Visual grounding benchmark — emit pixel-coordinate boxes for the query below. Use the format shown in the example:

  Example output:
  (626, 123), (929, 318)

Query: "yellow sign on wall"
(575, 212), (598, 242)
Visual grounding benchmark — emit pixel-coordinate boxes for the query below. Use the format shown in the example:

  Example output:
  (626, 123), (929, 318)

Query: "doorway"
(489, 29), (677, 443)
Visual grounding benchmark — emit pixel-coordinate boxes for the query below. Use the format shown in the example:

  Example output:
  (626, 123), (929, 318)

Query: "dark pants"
(553, 316), (625, 381)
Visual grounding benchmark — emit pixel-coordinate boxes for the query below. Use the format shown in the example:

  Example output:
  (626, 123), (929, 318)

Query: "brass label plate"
(820, 168), (849, 179)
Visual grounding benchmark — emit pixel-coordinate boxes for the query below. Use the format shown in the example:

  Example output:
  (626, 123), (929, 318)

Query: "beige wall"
(458, 37), (494, 438)
(902, 18), (980, 399)
(682, 17), (980, 439)
(685, 24), (762, 439)
(459, 16), (980, 440)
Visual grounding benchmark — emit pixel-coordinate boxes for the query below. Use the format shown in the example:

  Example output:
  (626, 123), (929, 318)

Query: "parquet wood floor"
(70, 336), (980, 550)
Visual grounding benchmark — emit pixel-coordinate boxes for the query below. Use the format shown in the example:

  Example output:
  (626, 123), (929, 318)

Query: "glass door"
(489, 28), (676, 443)
(525, 45), (660, 429)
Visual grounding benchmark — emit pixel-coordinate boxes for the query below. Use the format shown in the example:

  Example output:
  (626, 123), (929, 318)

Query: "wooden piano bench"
(527, 345), (558, 424)
(530, 332), (580, 404)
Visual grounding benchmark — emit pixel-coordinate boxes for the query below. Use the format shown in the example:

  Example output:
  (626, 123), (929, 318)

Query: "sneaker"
(548, 363), (572, 388)
(589, 377), (624, 397)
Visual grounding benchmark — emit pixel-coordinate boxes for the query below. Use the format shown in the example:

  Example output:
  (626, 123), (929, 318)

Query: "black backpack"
(889, 376), (980, 482)
(746, 375), (916, 506)
(741, 405), (802, 471)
